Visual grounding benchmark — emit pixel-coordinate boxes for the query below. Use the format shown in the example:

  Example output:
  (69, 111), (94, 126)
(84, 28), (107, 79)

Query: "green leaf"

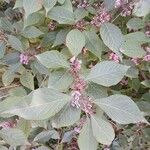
(9, 87), (27, 97)
(62, 0), (73, 12)
(51, 103), (81, 128)
(43, 0), (57, 15)
(2, 63), (21, 86)
(47, 6), (75, 24)
(0, 41), (6, 59)
(83, 31), (104, 59)
(22, 26), (44, 38)
(36, 146), (49, 150)
(3, 88), (70, 120)
(126, 67), (139, 78)
(17, 119), (31, 136)
(0, 96), (22, 114)
(0, 18), (14, 32)
(91, 114), (115, 145)
(66, 29), (85, 56)
(95, 94), (148, 124)
(86, 82), (108, 99)
(78, 118), (98, 150)
(0, 128), (27, 147)
(100, 23), (124, 56)
(133, 0), (150, 17)
(41, 32), (57, 47)
(24, 12), (45, 28)
(127, 18), (145, 30)
(14, 0), (23, 9)
(53, 29), (69, 47)
(124, 32), (150, 44)
(74, 8), (88, 22)
(36, 50), (70, 69)
(141, 80), (150, 88)
(0, 146), (8, 150)
(120, 40), (146, 58)
(23, 0), (43, 18)
(48, 70), (73, 92)
(86, 61), (129, 87)
(104, 0), (116, 11)
(34, 130), (59, 142)
(58, 0), (65, 4)
(20, 71), (34, 90)
(8, 35), (23, 52)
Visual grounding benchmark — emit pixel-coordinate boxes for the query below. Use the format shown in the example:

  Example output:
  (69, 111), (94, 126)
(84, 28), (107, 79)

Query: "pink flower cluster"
(74, 117), (86, 133)
(92, 1), (102, 10)
(0, 30), (7, 43)
(19, 50), (36, 65)
(20, 53), (29, 65)
(145, 46), (150, 53)
(108, 52), (120, 63)
(71, 78), (87, 92)
(91, 11), (111, 27)
(143, 54), (150, 62)
(77, 0), (89, 9)
(48, 21), (57, 31)
(115, 0), (133, 17)
(71, 92), (93, 115)
(70, 56), (94, 115)
(120, 78), (128, 85)
(145, 23), (150, 37)
(70, 56), (82, 75)
(121, 3), (133, 17)
(115, 0), (128, 8)
(131, 55), (150, 65)
(0, 120), (16, 129)
(131, 58), (140, 65)
(74, 19), (88, 31)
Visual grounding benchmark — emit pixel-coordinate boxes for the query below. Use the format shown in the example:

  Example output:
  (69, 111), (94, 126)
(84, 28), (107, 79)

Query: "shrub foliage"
(0, 0), (150, 149)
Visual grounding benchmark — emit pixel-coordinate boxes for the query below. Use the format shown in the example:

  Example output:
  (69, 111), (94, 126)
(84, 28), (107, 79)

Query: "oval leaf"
(86, 61), (129, 87)
(100, 23), (124, 55)
(47, 6), (75, 24)
(66, 29), (85, 56)
(91, 114), (115, 145)
(0, 128), (27, 147)
(78, 118), (98, 150)
(51, 103), (81, 128)
(3, 88), (70, 120)
(95, 94), (148, 124)
(36, 50), (70, 69)
(8, 35), (23, 52)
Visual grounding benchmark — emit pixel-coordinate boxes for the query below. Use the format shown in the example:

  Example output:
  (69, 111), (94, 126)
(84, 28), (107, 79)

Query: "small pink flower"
(71, 91), (81, 108)
(143, 54), (150, 62)
(121, 3), (133, 17)
(108, 52), (120, 63)
(0, 120), (16, 129)
(80, 97), (94, 115)
(145, 46), (150, 53)
(71, 78), (87, 92)
(145, 31), (150, 38)
(48, 21), (57, 31)
(0, 30), (7, 43)
(77, 0), (89, 9)
(70, 56), (82, 74)
(120, 79), (128, 85)
(91, 11), (111, 27)
(74, 19), (88, 31)
(19, 53), (29, 65)
(115, 0), (128, 8)
(74, 117), (86, 134)
(82, 47), (88, 54)
(131, 58), (140, 65)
